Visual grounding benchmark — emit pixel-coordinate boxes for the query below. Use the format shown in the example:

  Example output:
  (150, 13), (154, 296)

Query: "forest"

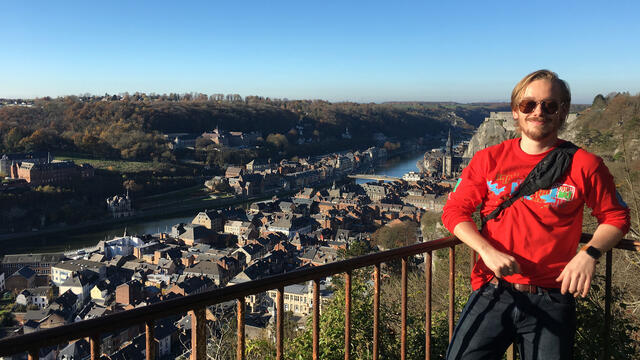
(0, 95), (507, 163)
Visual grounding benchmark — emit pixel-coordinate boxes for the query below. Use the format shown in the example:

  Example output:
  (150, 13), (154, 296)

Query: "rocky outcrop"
(558, 113), (581, 143)
(464, 112), (580, 158)
(463, 112), (517, 158)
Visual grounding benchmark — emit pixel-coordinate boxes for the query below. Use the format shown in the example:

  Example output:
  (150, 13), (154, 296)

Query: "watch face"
(586, 246), (602, 259)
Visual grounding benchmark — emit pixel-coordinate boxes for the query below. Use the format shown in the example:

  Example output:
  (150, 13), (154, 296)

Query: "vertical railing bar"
(90, 334), (100, 360)
(425, 250), (432, 360)
(276, 286), (284, 360)
(448, 246), (455, 341)
(27, 349), (39, 360)
(401, 257), (408, 360)
(604, 250), (613, 360)
(373, 264), (380, 360)
(190, 306), (206, 360)
(345, 271), (352, 360)
(237, 297), (246, 360)
(146, 319), (155, 360)
(313, 279), (321, 360)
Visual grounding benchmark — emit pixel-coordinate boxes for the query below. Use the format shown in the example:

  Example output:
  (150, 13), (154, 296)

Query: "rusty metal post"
(313, 279), (320, 360)
(448, 246), (455, 341)
(401, 257), (408, 360)
(604, 250), (613, 360)
(27, 349), (39, 360)
(190, 306), (206, 360)
(90, 334), (101, 360)
(276, 286), (284, 360)
(345, 271), (351, 360)
(146, 320), (155, 360)
(237, 297), (246, 360)
(425, 251), (432, 360)
(373, 264), (380, 360)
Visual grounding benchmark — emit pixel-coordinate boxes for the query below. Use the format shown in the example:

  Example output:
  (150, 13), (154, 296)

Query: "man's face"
(512, 79), (567, 142)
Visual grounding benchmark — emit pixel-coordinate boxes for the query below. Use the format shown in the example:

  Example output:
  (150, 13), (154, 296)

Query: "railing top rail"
(0, 234), (637, 355)
(0, 236), (458, 355)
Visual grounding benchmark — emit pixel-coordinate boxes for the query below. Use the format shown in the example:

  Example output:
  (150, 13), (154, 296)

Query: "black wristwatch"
(582, 245), (603, 260)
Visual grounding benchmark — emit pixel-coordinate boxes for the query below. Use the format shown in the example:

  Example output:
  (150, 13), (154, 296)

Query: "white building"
(51, 260), (106, 286)
(402, 171), (423, 182)
(16, 286), (51, 309)
(100, 235), (145, 259)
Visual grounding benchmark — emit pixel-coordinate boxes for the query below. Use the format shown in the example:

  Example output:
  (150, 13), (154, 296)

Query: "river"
(2, 151), (425, 255)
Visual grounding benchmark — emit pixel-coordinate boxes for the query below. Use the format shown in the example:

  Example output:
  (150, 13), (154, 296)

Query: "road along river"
(0, 151), (426, 255)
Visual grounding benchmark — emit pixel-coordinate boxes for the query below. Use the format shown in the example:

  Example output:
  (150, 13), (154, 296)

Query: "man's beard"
(517, 116), (559, 141)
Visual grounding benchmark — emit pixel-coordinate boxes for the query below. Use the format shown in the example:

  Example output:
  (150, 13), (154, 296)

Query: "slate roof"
(53, 290), (79, 310)
(175, 276), (214, 294)
(12, 266), (36, 279)
(58, 339), (90, 360)
(1, 253), (66, 264)
(60, 270), (98, 287)
(53, 259), (104, 273)
(179, 224), (211, 242)
(20, 286), (50, 297)
(184, 260), (227, 278)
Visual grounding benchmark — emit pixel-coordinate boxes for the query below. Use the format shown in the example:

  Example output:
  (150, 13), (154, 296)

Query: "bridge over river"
(347, 174), (404, 182)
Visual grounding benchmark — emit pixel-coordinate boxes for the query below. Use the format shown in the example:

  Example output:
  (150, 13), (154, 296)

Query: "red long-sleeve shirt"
(442, 138), (630, 290)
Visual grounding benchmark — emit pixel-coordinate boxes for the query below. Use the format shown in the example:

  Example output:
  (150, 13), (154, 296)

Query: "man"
(442, 69), (630, 359)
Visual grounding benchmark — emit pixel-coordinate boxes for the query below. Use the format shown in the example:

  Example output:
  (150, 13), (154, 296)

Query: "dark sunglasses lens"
(542, 101), (559, 114)
(519, 101), (537, 113)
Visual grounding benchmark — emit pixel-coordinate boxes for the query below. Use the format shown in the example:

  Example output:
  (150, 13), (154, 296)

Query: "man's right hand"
(453, 221), (521, 278)
(479, 247), (521, 278)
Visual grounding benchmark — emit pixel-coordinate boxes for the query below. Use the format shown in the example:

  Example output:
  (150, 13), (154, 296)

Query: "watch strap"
(581, 245), (602, 260)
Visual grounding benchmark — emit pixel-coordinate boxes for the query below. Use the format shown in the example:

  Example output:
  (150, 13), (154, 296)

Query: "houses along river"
(1, 151), (426, 255)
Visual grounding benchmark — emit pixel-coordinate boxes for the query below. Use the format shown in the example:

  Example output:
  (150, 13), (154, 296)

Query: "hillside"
(0, 97), (507, 162)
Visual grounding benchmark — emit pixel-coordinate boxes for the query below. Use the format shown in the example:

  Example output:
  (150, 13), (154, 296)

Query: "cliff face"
(463, 112), (517, 158)
(464, 112), (580, 158)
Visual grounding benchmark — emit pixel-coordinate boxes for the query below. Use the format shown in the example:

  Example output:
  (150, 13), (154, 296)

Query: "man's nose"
(530, 102), (544, 116)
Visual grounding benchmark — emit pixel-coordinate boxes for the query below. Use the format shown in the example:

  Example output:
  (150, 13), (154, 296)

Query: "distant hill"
(0, 96), (504, 161)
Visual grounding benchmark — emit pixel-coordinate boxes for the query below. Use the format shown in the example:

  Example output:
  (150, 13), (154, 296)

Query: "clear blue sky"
(1, 0), (639, 104)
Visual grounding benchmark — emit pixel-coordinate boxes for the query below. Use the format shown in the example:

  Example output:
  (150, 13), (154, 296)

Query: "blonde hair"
(510, 69), (571, 114)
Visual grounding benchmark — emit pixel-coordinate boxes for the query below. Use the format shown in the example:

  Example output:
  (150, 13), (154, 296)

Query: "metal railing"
(0, 233), (638, 360)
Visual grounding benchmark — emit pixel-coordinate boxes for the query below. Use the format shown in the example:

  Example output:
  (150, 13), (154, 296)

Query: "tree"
(286, 271), (378, 360)
(3, 127), (26, 151)
(266, 133), (289, 150)
(371, 220), (418, 250)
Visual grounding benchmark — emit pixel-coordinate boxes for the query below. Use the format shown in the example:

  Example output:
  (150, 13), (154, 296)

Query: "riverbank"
(0, 149), (426, 254)
(0, 187), (293, 244)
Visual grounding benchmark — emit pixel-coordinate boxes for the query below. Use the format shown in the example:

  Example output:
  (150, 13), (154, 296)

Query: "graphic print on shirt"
(487, 181), (506, 196)
(487, 175), (576, 209)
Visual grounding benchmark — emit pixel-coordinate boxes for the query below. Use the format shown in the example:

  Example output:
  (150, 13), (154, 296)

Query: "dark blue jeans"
(446, 281), (576, 360)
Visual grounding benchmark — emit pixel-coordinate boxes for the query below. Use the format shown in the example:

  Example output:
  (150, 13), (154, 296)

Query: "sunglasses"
(518, 100), (562, 115)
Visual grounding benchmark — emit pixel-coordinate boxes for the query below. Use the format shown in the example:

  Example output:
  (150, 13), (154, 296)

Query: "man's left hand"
(555, 251), (597, 297)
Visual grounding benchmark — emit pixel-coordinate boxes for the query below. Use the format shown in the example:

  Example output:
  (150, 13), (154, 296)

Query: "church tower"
(442, 129), (453, 178)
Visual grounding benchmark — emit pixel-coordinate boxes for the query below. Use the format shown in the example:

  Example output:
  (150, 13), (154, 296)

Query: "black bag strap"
(480, 141), (579, 230)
